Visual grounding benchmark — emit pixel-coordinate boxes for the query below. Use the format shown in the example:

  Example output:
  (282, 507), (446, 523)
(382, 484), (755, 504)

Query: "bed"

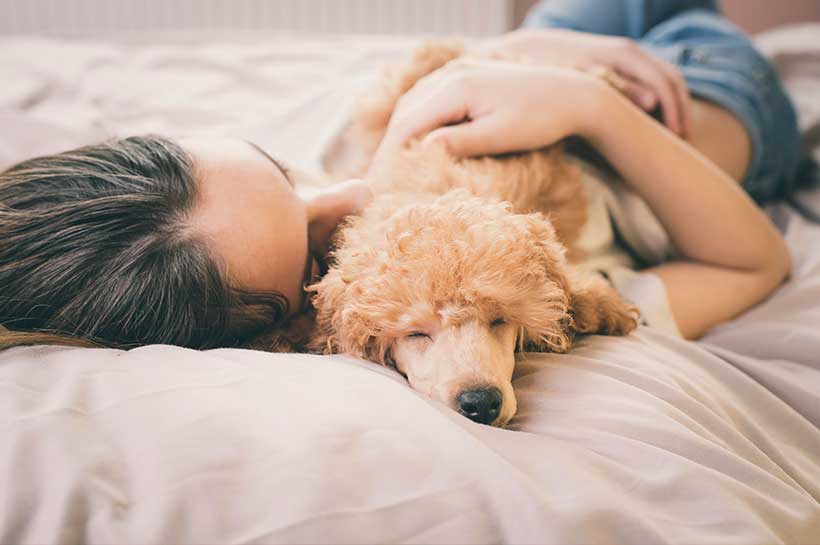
(1, 25), (819, 544)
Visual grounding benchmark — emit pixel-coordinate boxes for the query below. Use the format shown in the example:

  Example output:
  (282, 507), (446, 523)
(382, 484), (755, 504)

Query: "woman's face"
(181, 137), (371, 316)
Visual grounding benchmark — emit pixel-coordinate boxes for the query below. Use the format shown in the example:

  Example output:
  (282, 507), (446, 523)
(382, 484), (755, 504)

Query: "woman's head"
(0, 135), (371, 350)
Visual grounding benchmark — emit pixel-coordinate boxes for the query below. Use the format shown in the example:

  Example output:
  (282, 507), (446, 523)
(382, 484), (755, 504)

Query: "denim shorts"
(524, 2), (802, 203)
(639, 9), (801, 203)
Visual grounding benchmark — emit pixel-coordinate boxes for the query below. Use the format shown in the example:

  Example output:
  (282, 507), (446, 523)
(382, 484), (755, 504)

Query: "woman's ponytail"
(0, 329), (99, 351)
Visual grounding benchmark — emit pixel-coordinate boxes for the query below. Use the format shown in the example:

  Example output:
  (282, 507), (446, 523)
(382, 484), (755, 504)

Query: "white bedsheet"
(1, 27), (819, 544)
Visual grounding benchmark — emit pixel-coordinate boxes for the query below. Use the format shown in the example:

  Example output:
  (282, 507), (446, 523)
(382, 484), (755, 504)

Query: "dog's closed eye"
(407, 332), (432, 340)
(490, 317), (506, 327)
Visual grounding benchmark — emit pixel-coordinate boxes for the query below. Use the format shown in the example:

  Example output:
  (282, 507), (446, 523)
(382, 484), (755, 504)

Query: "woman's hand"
(304, 179), (373, 259)
(478, 28), (691, 136)
(374, 58), (609, 162)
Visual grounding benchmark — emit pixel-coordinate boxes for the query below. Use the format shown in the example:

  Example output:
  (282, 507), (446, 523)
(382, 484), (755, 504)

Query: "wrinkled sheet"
(1, 27), (820, 545)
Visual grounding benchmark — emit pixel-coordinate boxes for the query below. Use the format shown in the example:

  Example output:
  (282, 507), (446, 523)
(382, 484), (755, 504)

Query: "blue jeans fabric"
(523, 0), (801, 203)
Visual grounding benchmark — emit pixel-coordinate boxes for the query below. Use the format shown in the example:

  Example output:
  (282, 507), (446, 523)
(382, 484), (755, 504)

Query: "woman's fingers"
(385, 71), (470, 147)
(586, 65), (659, 111)
(616, 55), (681, 134)
(306, 178), (374, 258)
(658, 60), (692, 136)
(608, 43), (689, 135)
(621, 79), (660, 111)
(371, 77), (466, 171)
(476, 30), (692, 136)
(423, 117), (501, 158)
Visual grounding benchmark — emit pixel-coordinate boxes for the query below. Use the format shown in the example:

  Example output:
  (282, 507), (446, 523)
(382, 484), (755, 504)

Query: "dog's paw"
(570, 275), (639, 337)
(593, 298), (640, 336)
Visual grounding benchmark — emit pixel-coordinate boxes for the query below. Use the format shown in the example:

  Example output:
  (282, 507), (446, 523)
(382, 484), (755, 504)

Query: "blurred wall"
(0, 0), (514, 37)
(2, 0), (819, 37)
(721, 0), (820, 33)
(513, 0), (820, 33)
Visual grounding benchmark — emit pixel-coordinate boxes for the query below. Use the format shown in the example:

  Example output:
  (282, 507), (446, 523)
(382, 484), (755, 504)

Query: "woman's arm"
(580, 85), (790, 338)
(476, 28), (692, 136)
(375, 62), (790, 339)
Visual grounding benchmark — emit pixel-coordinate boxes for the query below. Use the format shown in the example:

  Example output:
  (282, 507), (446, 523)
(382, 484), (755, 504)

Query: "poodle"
(253, 40), (638, 427)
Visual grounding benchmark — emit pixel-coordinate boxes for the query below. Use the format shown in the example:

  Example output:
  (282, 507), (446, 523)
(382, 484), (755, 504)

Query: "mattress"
(1, 26), (820, 544)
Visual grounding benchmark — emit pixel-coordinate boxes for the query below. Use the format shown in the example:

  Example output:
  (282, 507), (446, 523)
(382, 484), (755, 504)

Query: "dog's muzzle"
(457, 387), (502, 425)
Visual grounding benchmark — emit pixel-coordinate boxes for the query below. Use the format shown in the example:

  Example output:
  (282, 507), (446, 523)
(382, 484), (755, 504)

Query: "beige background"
(2, 0), (818, 37)
(513, 0), (820, 33)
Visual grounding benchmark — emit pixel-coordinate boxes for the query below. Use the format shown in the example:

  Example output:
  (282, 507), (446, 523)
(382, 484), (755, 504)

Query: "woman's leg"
(685, 99), (751, 183)
(522, 0), (718, 38)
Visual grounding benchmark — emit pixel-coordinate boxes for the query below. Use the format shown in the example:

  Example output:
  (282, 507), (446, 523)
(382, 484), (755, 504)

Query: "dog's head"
(308, 189), (636, 426)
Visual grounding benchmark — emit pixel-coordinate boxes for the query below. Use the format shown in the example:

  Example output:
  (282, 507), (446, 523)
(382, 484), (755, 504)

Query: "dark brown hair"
(0, 135), (287, 351)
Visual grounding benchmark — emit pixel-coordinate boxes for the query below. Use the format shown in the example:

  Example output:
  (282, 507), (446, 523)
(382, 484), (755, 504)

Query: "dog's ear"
(516, 213), (637, 352)
(567, 273), (639, 337)
(306, 268), (391, 364)
(515, 213), (575, 353)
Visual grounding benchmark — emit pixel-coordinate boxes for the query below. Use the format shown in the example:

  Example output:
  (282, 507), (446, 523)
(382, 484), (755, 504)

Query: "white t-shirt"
(573, 159), (682, 337)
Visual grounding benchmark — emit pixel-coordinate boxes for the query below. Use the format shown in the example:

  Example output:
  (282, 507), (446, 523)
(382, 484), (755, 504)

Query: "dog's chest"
(572, 158), (672, 273)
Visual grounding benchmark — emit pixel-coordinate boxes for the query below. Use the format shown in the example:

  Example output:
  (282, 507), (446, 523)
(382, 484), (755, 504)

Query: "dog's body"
(342, 40), (589, 250)
(254, 41), (638, 426)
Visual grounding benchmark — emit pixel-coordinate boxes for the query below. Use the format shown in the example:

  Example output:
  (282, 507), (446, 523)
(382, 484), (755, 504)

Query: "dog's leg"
(569, 273), (639, 336)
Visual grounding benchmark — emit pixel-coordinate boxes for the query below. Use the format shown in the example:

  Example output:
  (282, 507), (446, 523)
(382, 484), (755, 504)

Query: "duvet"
(1, 26), (819, 544)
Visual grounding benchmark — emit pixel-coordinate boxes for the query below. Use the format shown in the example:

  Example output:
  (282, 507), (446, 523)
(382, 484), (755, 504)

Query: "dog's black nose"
(457, 387), (502, 425)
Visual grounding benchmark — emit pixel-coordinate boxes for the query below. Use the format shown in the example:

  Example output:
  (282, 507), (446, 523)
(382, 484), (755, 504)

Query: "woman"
(0, 0), (801, 349)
